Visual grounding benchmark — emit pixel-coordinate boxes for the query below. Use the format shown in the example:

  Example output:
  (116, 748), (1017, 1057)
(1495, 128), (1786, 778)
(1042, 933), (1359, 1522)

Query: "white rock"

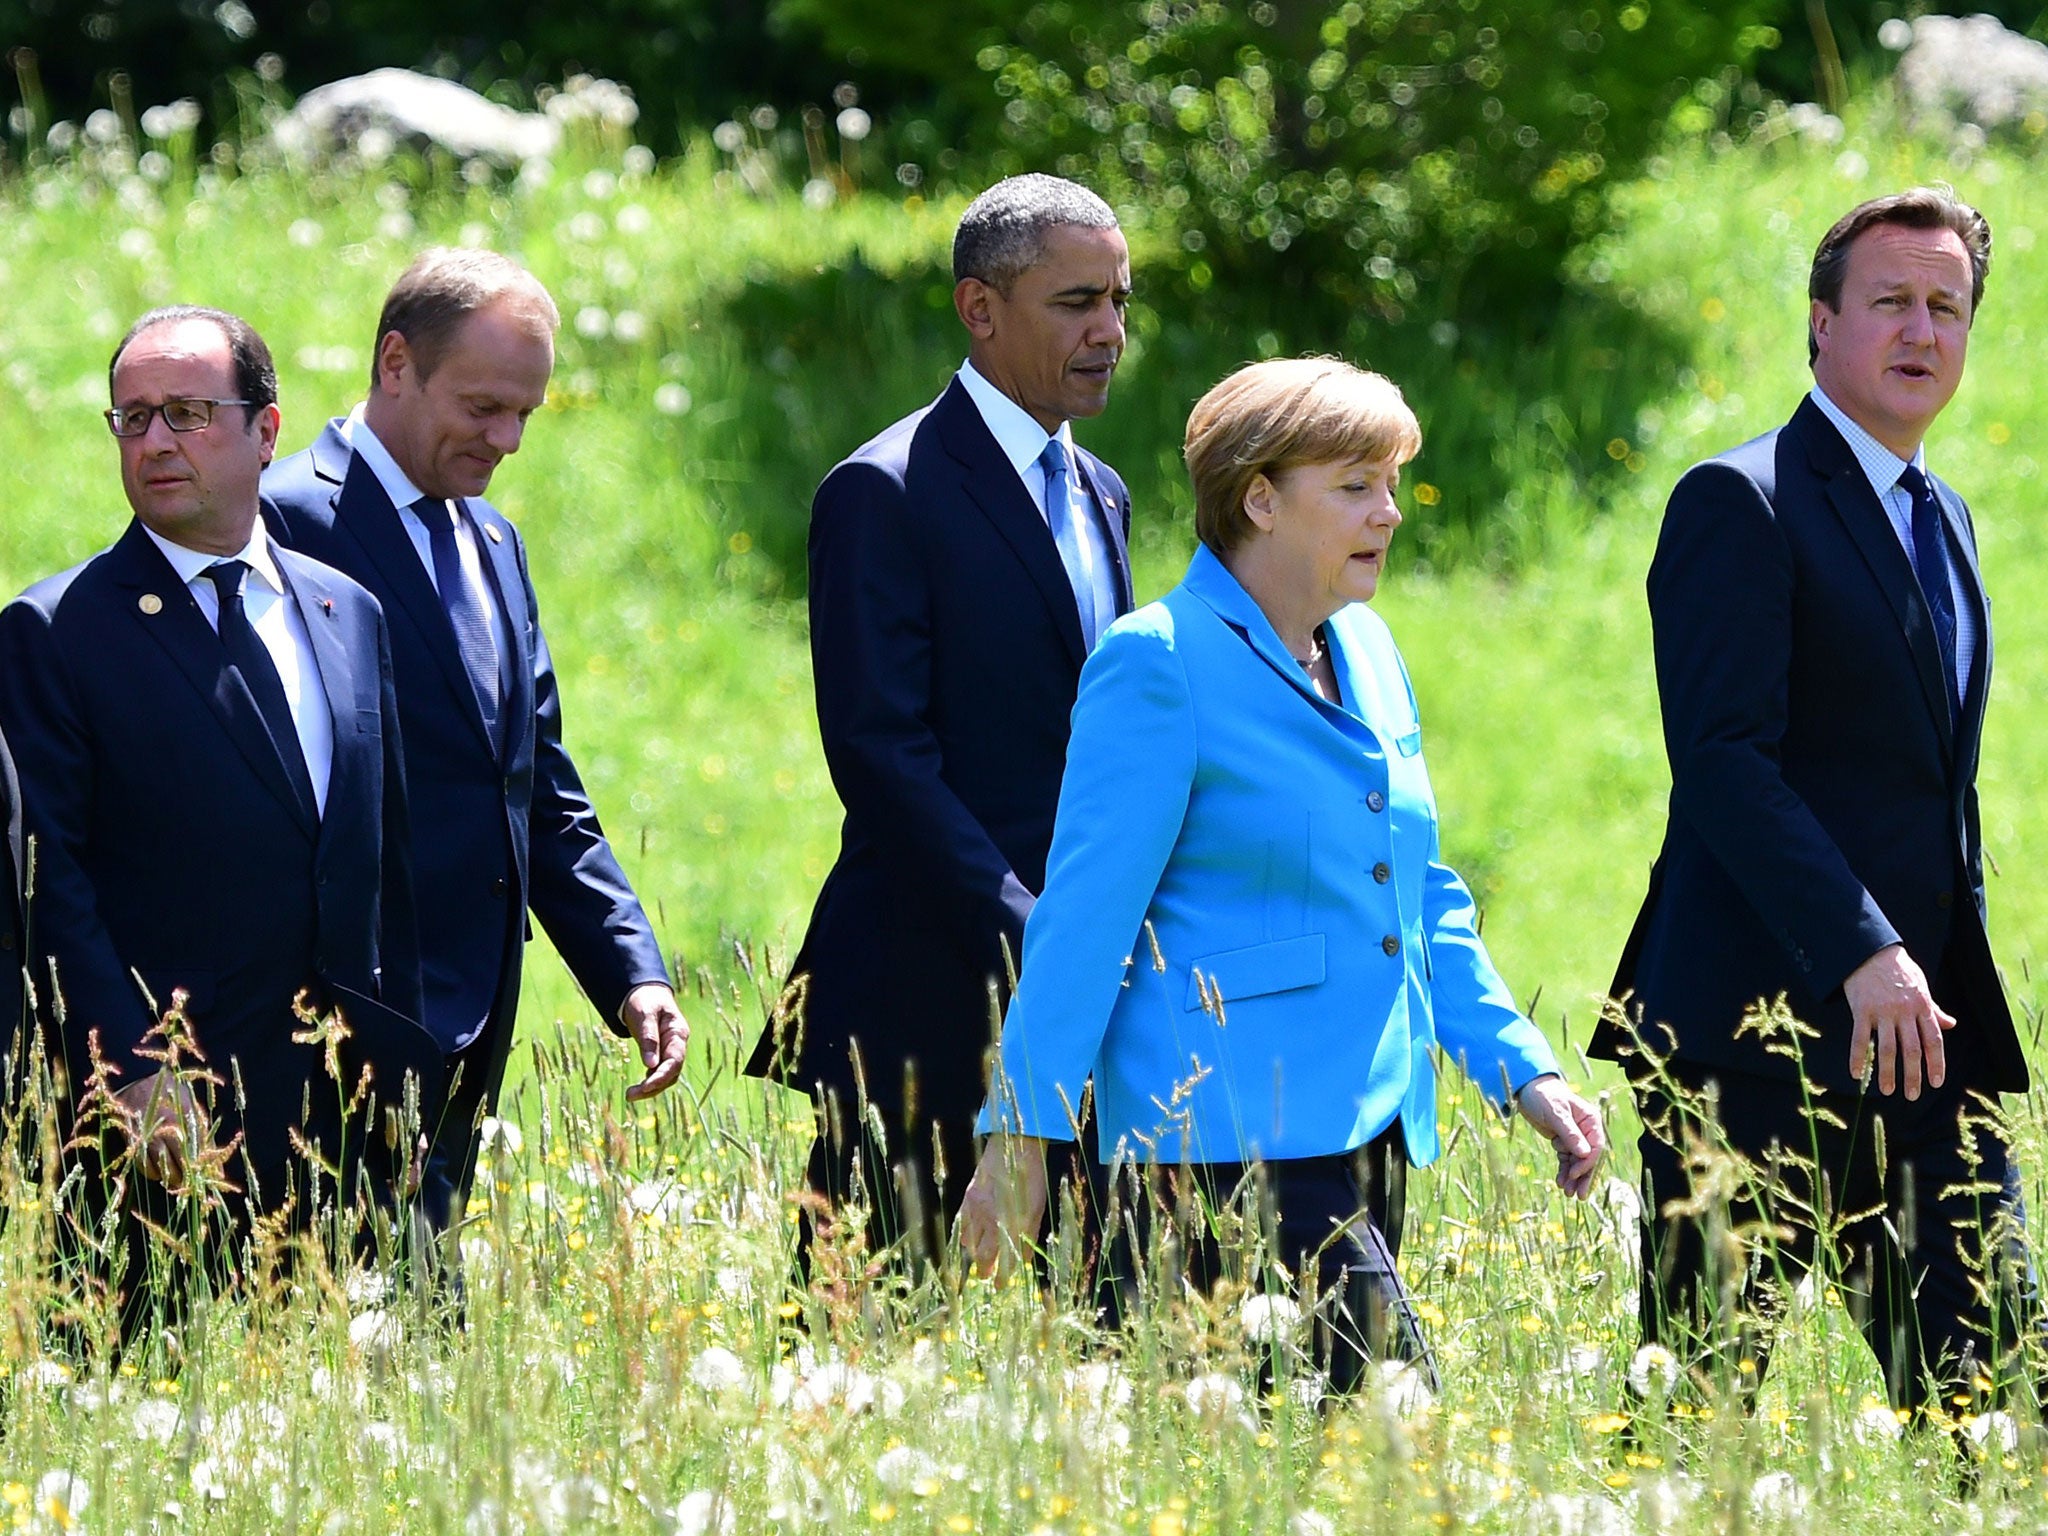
(273, 69), (561, 167)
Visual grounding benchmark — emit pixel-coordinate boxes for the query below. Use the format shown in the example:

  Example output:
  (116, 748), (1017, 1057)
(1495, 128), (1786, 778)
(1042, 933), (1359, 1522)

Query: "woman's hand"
(955, 1133), (1050, 1278)
(1514, 1075), (1608, 1199)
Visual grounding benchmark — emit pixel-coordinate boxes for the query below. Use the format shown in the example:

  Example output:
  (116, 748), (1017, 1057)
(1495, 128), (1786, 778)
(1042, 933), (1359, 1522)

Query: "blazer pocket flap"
(1185, 934), (1326, 1011)
(1394, 726), (1422, 757)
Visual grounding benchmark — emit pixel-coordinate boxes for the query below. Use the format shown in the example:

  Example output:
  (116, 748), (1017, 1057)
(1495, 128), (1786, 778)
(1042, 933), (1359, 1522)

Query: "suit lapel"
(935, 382), (1089, 670)
(329, 447), (498, 757)
(1181, 546), (1374, 745)
(1073, 453), (1135, 615)
(107, 523), (319, 838)
(1933, 474), (1993, 774)
(279, 554), (357, 837)
(460, 498), (529, 764)
(1798, 403), (1957, 758)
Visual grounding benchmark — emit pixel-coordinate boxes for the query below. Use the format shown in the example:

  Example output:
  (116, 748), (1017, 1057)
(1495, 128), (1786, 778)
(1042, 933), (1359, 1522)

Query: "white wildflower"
(711, 121), (746, 154)
(690, 1346), (747, 1395)
(288, 217), (323, 247)
(582, 169), (617, 201)
(835, 108), (871, 142)
(616, 204), (652, 236)
(623, 145), (655, 176)
(1240, 1291), (1302, 1344)
(654, 383), (692, 417)
(477, 1117), (523, 1156)
(614, 310), (648, 344)
(873, 1446), (938, 1491)
(349, 1308), (403, 1352)
(1629, 1473), (1701, 1529)
(674, 1489), (735, 1536)
(1625, 1343), (1679, 1398)
(21, 1360), (72, 1391)
(1851, 1402), (1904, 1444)
(191, 1457), (229, 1500)
(567, 211), (605, 242)
(1747, 1470), (1809, 1519)
(794, 1361), (878, 1413)
(1182, 1372), (1244, 1416)
(1290, 1514), (1337, 1536)
(36, 1470), (90, 1523)
(575, 306), (611, 340)
(85, 109), (122, 144)
(802, 178), (835, 210)
(132, 1395), (182, 1442)
(1879, 17), (1914, 50)
(1373, 1358), (1436, 1418)
(1965, 1409), (2020, 1456)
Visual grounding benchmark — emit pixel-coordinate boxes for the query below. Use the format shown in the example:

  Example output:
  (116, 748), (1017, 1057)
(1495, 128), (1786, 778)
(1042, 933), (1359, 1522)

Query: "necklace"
(1292, 629), (1326, 670)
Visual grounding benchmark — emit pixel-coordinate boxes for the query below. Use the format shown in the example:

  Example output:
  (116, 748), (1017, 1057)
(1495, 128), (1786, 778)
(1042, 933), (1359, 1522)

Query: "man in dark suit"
(0, 306), (434, 1328)
(745, 174), (1135, 1270)
(0, 729), (27, 1089)
(1596, 189), (2036, 1415)
(263, 250), (684, 1235)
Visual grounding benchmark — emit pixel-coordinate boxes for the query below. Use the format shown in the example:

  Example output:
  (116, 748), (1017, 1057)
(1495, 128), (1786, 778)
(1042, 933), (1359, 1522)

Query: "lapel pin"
(137, 593), (163, 615)
(320, 597), (335, 615)
(484, 524), (504, 545)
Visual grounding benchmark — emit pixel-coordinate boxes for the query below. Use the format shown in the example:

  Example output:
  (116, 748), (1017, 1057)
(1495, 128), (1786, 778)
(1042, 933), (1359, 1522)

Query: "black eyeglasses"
(104, 398), (255, 438)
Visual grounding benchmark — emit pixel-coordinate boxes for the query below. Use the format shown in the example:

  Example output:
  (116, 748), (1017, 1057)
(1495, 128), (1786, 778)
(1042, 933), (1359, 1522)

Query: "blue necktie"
(1897, 465), (1961, 714)
(420, 499), (504, 751)
(1038, 436), (1111, 650)
(204, 559), (317, 821)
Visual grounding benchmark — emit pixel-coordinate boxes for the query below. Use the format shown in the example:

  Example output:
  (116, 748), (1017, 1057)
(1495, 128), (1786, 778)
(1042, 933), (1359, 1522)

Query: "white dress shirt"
(1809, 385), (1976, 703)
(143, 522), (334, 815)
(341, 406), (511, 668)
(957, 360), (1120, 641)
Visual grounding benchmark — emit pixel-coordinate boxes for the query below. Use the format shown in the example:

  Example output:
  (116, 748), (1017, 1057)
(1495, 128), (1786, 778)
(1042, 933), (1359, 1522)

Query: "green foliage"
(972, 1), (1780, 324)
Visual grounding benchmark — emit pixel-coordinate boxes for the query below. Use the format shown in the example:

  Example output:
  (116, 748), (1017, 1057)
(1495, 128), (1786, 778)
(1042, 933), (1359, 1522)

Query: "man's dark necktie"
(1897, 465), (1961, 714)
(418, 499), (504, 750)
(203, 559), (317, 820)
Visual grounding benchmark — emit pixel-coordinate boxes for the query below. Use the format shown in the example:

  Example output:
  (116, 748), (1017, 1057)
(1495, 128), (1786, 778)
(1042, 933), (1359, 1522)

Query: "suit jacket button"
(1936, 890), (1954, 909)
(0, 933), (13, 950)
(1366, 791), (1385, 813)
(1381, 934), (1400, 957)
(1372, 862), (1391, 884)
(492, 877), (509, 897)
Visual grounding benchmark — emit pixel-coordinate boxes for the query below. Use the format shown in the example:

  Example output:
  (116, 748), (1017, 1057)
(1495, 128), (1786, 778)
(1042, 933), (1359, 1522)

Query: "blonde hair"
(1184, 358), (1421, 554)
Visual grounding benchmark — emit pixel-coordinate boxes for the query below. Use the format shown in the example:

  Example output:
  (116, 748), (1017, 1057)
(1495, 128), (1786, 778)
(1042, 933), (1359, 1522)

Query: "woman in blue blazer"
(958, 358), (1606, 1391)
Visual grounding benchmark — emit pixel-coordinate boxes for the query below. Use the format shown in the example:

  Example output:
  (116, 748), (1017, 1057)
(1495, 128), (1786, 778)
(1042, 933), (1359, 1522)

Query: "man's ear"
(1808, 298), (1834, 359)
(255, 402), (281, 466)
(954, 277), (998, 341)
(373, 330), (414, 396)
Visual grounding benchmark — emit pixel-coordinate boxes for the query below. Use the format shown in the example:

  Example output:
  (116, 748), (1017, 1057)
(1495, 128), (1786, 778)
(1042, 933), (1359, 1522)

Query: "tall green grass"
(3, 96), (2048, 1531)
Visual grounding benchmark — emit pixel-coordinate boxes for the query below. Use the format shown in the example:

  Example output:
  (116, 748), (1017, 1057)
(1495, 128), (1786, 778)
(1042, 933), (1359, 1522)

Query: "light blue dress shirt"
(1808, 385), (1976, 702)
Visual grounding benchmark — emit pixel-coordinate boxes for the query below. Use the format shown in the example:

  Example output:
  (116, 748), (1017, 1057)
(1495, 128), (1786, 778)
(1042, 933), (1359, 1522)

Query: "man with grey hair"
(746, 174), (1135, 1273)
(264, 248), (686, 1241)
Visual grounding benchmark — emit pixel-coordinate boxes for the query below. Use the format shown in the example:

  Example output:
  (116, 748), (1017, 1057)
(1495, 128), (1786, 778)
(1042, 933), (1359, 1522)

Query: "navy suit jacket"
(262, 423), (668, 1081)
(747, 377), (1134, 1118)
(0, 521), (433, 1206)
(0, 726), (27, 1084)
(1597, 398), (2026, 1095)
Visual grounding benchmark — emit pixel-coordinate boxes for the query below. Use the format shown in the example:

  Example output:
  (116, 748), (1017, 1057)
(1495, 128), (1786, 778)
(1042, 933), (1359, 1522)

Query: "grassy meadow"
(8, 97), (2048, 1531)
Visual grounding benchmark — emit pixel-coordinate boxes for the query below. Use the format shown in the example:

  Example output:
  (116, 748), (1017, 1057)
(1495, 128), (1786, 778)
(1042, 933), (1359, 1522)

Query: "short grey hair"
(371, 247), (560, 386)
(952, 174), (1119, 294)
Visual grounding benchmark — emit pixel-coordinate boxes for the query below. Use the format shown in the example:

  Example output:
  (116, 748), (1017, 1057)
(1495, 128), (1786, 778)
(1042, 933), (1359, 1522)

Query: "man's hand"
(112, 1071), (209, 1187)
(956, 1133), (1049, 1279)
(1845, 943), (1952, 1099)
(619, 982), (688, 1101)
(1515, 1075), (1608, 1199)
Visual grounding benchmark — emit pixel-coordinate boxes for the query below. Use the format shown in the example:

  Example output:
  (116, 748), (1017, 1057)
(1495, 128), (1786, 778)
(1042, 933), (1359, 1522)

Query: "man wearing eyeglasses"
(0, 305), (436, 1337)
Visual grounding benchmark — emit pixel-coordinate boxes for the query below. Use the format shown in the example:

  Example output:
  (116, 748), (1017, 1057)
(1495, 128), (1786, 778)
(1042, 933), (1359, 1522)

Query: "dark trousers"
(418, 1031), (495, 1238)
(1634, 1030), (2042, 1415)
(1099, 1126), (1436, 1397)
(793, 1087), (1099, 1283)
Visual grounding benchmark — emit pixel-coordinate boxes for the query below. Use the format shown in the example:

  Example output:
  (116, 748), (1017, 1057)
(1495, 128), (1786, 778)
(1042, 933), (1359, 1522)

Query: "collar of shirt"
(341, 402), (432, 513)
(1809, 384), (1928, 503)
(141, 522), (287, 597)
(958, 360), (1076, 497)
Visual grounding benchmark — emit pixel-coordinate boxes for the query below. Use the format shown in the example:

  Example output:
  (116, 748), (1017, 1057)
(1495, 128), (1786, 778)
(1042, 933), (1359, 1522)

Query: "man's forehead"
(1847, 223), (1972, 281)
(114, 320), (232, 390)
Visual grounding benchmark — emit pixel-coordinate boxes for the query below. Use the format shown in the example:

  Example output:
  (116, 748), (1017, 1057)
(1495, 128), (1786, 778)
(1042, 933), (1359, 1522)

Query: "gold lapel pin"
(484, 524), (504, 544)
(137, 593), (163, 615)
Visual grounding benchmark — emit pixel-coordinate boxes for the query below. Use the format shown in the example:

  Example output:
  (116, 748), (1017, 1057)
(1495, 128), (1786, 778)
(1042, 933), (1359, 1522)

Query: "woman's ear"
(1242, 471), (1278, 535)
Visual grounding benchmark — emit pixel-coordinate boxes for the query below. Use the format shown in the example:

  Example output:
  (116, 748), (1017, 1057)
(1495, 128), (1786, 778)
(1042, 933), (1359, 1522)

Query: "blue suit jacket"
(981, 546), (1557, 1166)
(0, 521), (432, 1205)
(747, 378), (1133, 1119)
(1597, 398), (2026, 1094)
(262, 423), (669, 1072)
